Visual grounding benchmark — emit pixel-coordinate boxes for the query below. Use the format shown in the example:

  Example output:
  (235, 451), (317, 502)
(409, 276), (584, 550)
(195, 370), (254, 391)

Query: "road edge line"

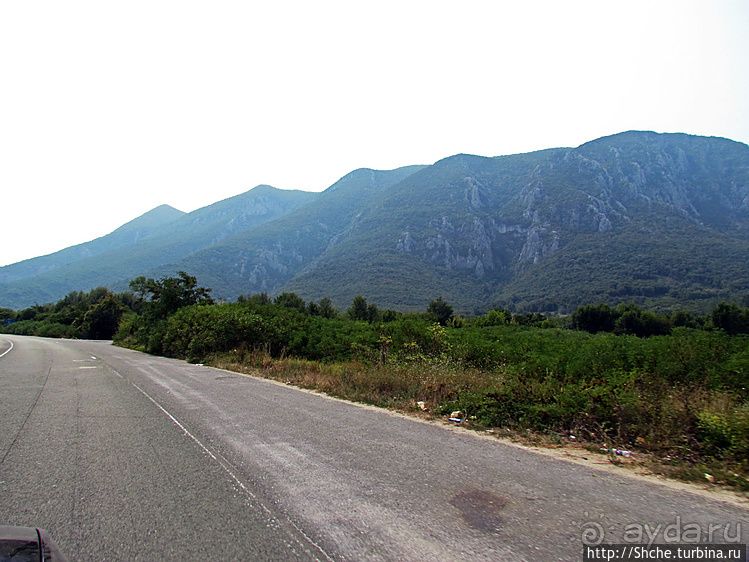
(0, 338), (14, 358)
(111, 368), (335, 562)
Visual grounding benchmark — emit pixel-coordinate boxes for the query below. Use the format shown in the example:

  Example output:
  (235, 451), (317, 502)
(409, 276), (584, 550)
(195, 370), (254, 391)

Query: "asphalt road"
(0, 335), (747, 561)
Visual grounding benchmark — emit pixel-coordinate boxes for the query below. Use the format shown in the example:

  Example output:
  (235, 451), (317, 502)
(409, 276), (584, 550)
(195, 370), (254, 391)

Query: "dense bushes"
(441, 327), (747, 459)
(569, 301), (749, 338)
(0, 287), (128, 339)
(141, 298), (437, 365)
(162, 305), (268, 361)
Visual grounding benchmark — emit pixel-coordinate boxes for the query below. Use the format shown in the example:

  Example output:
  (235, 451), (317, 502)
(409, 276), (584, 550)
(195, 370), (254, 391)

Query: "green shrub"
(35, 322), (79, 339)
(697, 404), (749, 462)
(163, 304), (270, 361)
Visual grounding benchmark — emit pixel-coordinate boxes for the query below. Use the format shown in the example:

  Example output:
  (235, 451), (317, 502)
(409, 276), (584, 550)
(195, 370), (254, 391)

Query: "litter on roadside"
(601, 447), (632, 457)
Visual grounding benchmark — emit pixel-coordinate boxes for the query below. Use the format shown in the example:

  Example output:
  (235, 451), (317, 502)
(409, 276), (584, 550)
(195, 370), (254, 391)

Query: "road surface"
(0, 335), (746, 561)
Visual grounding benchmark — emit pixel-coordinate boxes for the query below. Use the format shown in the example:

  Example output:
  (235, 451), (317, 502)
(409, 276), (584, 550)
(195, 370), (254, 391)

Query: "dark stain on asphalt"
(450, 489), (508, 533)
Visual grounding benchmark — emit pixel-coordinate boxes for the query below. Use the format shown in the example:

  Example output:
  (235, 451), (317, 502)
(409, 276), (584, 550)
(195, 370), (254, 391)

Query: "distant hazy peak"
(154, 203), (185, 214)
(108, 204), (186, 235)
(325, 165), (427, 193)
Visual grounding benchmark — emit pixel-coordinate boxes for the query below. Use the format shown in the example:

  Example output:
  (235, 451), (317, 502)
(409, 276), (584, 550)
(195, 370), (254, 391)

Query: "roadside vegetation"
(2, 272), (748, 490)
(0, 287), (130, 340)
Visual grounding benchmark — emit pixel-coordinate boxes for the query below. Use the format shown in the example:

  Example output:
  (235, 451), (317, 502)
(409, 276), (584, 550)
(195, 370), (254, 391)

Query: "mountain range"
(1, 131), (747, 314)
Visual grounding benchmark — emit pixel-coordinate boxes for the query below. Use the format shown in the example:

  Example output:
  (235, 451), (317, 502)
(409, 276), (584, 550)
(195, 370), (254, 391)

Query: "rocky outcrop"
(518, 226), (560, 264)
(394, 132), (749, 279)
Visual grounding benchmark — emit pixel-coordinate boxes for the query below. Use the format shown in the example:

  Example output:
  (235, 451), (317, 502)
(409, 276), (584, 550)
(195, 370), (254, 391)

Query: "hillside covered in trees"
(1, 131), (747, 313)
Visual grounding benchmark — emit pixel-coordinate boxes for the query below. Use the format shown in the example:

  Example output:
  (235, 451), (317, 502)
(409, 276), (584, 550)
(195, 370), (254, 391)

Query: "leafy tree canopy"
(348, 295), (369, 321)
(274, 292), (306, 312)
(130, 271), (214, 320)
(427, 297), (454, 326)
(82, 293), (126, 340)
(711, 302), (749, 335)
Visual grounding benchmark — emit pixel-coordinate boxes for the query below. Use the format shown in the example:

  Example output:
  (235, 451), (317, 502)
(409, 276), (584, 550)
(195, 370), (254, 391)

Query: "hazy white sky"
(1, 0), (747, 266)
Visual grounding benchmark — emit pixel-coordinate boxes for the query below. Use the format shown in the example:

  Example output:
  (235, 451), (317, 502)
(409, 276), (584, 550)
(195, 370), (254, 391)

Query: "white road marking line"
(111, 368), (334, 562)
(0, 339), (14, 358)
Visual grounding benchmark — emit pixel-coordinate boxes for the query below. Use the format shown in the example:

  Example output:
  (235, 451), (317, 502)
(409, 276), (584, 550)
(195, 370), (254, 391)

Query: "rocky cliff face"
(577, 132), (749, 226)
(391, 132), (748, 287)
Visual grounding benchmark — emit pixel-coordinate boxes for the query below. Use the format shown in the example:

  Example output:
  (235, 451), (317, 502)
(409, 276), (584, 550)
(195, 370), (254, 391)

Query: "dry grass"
(210, 347), (500, 411)
(207, 347), (749, 494)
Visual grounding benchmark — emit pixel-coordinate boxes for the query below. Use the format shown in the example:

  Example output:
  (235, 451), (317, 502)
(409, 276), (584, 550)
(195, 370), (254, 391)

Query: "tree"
(318, 297), (338, 319)
(427, 297), (453, 326)
(367, 303), (381, 324)
(571, 303), (617, 333)
(381, 309), (400, 323)
(82, 294), (126, 339)
(671, 310), (700, 329)
(347, 295), (369, 321)
(711, 302), (749, 335)
(238, 293), (271, 305)
(614, 308), (670, 338)
(130, 271), (214, 321)
(476, 308), (510, 326)
(274, 292), (306, 312)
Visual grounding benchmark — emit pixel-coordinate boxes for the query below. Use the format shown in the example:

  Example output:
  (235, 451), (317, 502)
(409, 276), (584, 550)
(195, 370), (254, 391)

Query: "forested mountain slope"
(0, 186), (316, 309)
(282, 132), (748, 313)
(144, 165), (428, 298)
(2, 132), (747, 313)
